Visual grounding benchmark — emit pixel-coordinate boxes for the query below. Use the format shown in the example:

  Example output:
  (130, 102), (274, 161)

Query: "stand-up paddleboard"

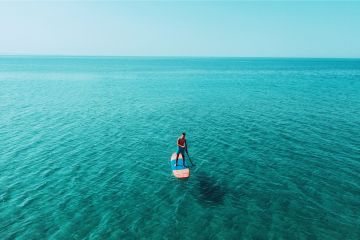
(170, 153), (190, 178)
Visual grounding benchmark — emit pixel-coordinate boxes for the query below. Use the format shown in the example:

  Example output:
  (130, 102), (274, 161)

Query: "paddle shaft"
(186, 149), (195, 166)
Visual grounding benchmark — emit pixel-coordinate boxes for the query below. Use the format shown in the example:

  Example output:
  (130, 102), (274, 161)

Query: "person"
(175, 132), (187, 167)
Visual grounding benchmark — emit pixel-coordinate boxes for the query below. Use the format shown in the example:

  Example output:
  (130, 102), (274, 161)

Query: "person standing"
(175, 132), (187, 167)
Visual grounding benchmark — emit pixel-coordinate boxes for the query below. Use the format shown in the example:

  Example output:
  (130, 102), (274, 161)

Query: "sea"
(0, 56), (359, 239)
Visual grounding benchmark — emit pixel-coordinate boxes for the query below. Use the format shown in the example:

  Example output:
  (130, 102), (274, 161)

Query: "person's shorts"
(176, 146), (185, 155)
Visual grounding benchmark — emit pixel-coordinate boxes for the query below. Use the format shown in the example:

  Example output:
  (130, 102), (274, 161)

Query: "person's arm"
(185, 140), (188, 152)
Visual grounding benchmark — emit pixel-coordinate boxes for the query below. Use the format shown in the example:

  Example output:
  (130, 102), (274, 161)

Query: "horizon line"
(0, 54), (360, 60)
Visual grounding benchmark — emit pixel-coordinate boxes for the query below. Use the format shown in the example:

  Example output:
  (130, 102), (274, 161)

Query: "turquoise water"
(0, 56), (359, 239)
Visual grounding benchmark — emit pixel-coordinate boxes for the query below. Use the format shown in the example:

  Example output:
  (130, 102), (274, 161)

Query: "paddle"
(186, 148), (195, 166)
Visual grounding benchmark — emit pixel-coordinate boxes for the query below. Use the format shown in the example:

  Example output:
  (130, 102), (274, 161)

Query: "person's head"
(181, 132), (186, 138)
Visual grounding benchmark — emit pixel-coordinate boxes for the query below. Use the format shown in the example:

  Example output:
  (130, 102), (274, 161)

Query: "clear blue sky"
(0, 1), (359, 57)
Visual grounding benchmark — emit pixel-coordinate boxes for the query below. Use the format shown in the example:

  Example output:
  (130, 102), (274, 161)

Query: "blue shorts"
(176, 146), (185, 155)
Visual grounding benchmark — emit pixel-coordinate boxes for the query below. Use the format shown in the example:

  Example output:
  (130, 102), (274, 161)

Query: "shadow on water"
(193, 172), (227, 206)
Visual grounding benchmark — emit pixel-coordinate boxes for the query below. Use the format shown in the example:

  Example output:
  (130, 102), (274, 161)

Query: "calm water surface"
(0, 57), (359, 239)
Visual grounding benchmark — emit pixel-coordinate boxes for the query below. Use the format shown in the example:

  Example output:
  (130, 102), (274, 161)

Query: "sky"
(0, 1), (359, 57)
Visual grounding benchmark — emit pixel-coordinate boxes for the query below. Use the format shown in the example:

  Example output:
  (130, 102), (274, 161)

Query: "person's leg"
(175, 153), (179, 166)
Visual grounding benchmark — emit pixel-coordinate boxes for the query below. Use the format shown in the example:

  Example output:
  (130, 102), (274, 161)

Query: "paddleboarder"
(175, 132), (187, 167)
